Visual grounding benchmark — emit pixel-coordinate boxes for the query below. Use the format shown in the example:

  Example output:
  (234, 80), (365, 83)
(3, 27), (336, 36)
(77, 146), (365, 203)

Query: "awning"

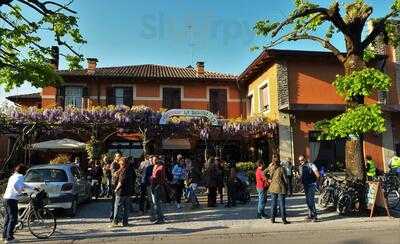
(31, 138), (86, 151)
(162, 138), (191, 150)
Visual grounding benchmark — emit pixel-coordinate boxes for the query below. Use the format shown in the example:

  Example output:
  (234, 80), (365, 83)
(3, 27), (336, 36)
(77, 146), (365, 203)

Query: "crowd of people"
(3, 150), (400, 243)
(96, 150), (324, 227)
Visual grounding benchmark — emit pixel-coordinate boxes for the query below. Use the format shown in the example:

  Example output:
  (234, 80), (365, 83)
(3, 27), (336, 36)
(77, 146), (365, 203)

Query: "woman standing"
(268, 159), (290, 224)
(110, 158), (131, 227)
(255, 160), (268, 219)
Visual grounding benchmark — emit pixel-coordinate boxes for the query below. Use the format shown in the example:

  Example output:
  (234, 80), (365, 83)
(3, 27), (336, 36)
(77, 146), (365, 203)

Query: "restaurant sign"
(159, 109), (219, 126)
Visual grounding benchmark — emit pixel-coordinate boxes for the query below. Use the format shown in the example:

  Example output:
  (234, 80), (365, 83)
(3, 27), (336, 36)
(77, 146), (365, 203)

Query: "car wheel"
(66, 199), (78, 217)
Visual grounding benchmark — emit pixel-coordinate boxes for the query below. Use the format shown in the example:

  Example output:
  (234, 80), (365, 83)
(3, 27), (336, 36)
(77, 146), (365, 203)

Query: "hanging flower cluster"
(2, 106), (277, 141)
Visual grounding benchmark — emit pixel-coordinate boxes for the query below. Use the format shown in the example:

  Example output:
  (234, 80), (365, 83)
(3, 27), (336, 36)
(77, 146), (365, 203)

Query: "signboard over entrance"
(159, 109), (219, 126)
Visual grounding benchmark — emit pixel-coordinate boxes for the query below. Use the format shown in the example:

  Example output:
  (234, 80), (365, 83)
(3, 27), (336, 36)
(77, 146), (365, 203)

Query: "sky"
(0, 0), (396, 104)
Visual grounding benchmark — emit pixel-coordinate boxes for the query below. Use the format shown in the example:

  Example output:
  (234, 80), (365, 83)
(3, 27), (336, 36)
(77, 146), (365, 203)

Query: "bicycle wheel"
(27, 208), (56, 239)
(0, 209), (4, 230)
(387, 189), (400, 209)
(318, 189), (331, 208)
(337, 194), (352, 215)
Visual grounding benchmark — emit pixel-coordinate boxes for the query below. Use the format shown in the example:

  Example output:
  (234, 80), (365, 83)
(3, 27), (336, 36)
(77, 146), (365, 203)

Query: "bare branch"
(56, 36), (80, 56)
(288, 34), (345, 62)
(361, 9), (400, 50)
(16, 0), (46, 15)
(272, 2), (348, 37)
(42, 0), (76, 14)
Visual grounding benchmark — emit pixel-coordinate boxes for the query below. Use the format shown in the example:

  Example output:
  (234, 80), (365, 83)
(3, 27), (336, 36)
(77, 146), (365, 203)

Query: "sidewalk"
(14, 195), (400, 243)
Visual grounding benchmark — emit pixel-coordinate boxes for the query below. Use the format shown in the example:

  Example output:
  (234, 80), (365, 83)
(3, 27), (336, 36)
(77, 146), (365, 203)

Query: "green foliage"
(362, 48), (378, 62)
(315, 104), (386, 139)
(236, 161), (257, 172)
(392, 0), (400, 11)
(384, 21), (400, 48)
(0, 1), (85, 91)
(253, 20), (279, 36)
(86, 136), (103, 161)
(333, 68), (391, 101)
(236, 161), (257, 183)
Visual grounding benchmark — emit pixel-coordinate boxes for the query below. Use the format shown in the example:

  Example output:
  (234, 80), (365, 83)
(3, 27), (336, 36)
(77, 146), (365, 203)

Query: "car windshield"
(25, 168), (68, 183)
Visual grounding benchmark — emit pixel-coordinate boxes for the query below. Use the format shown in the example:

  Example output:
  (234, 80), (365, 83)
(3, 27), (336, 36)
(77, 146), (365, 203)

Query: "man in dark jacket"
(299, 155), (320, 222)
(139, 156), (155, 214)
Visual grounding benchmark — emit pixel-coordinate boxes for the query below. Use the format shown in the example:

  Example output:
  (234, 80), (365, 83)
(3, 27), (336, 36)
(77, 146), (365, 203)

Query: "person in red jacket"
(256, 160), (268, 219)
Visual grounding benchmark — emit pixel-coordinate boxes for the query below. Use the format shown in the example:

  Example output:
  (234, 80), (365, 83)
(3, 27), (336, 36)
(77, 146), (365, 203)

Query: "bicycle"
(1, 190), (57, 239)
(379, 173), (400, 209)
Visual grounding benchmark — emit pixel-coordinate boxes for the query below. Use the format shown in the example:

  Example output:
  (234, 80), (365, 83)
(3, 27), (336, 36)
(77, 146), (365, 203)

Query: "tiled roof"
(58, 64), (237, 80)
(6, 92), (41, 101)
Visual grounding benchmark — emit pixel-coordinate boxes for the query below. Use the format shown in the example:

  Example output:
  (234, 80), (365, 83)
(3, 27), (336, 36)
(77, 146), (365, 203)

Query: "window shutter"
(57, 86), (65, 108)
(123, 87), (133, 107)
(106, 87), (115, 105)
(82, 86), (89, 97)
(209, 89), (227, 118)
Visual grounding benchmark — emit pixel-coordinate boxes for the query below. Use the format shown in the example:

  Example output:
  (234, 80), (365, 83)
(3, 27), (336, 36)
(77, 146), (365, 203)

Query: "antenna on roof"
(186, 25), (195, 65)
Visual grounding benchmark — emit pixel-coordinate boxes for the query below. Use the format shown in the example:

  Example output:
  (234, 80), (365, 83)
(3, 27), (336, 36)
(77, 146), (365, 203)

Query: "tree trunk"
(343, 54), (367, 182)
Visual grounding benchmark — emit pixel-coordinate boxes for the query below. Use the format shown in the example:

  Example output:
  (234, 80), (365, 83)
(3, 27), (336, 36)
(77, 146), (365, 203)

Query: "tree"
(0, 0), (86, 91)
(254, 0), (400, 181)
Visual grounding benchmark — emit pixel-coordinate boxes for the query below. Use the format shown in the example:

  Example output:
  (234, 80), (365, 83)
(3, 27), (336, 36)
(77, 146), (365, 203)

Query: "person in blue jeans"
(3, 164), (37, 243)
(299, 155), (320, 222)
(255, 160), (268, 219)
(110, 158), (131, 227)
(268, 159), (290, 224)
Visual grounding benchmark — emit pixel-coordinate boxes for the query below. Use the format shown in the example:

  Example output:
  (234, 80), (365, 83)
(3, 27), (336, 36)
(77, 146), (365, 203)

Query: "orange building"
(239, 48), (400, 172)
(38, 59), (242, 119)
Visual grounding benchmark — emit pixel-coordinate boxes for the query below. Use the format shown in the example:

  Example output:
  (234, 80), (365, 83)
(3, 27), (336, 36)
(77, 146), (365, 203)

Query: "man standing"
(139, 156), (155, 215)
(215, 157), (225, 205)
(3, 164), (36, 243)
(282, 158), (294, 197)
(172, 155), (186, 209)
(151, 157), (166, 224)
(109, 152), (122, 222)
(299, 155), (320, 222)
(388, 154), (400, 175)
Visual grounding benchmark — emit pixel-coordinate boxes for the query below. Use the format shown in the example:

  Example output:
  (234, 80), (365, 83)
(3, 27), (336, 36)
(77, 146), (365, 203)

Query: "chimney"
(50, 46), (59, 70)
(87, 58), (98, 74)
(196, 61), (205, 76)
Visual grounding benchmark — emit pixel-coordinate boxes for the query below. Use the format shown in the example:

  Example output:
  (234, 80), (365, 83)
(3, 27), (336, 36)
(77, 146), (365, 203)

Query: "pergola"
(0, 106), (278, 171)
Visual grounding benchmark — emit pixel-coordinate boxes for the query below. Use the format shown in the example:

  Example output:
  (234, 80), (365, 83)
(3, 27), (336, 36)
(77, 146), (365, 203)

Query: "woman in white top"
(3, 164), (35, 243)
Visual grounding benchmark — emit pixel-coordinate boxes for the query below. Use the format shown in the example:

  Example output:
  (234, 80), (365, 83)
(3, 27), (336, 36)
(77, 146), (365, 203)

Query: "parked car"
(21, 164), (92, 216)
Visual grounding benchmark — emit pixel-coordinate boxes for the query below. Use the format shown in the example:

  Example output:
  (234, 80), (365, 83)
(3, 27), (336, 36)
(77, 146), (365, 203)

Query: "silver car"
(22, 164), (92, 216)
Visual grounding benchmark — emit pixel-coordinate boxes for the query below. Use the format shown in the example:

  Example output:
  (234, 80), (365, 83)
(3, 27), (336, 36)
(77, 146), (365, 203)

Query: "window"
(106, 87), (133, 106)
(247, 95), (253, 116)
(259, 83), (269, 111)
(65, 86), (83, 108)
(25, 169), (68, 183)
(209, 88), (227, 118)
(162, 87), (181, 109)
(115, 88), (125, 105)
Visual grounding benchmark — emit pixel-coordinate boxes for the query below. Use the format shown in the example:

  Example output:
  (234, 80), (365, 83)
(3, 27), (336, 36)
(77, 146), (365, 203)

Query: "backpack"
(301, 163), (317, 185)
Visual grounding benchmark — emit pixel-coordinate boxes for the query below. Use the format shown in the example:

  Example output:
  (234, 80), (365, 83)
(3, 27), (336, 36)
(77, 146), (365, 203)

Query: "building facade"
(239, 48), (400, 172)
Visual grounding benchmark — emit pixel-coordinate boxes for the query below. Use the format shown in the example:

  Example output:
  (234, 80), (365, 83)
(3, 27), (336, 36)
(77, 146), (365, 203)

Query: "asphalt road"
(12, 195), (400, 243)
(69, 225), (400, 244)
